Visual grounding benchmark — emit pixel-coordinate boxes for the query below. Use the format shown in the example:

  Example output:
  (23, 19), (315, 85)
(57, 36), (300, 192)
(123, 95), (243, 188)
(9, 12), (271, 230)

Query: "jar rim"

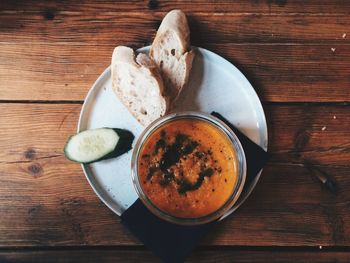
(131, 111), (247, 225)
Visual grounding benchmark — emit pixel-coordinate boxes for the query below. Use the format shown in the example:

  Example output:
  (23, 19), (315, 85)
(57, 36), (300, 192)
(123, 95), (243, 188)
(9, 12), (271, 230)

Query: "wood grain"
(0, 43), (349, 102)
(0, 104), (349, 166)
(1, 12), (349, 45)
(266, 104), (350, 165)
(1, 0), (349, 260)
(1, 249), (350, 263)
(1, 0), (350, 14)
(1, 4), (349, 102)
(0, 103), (349, 246)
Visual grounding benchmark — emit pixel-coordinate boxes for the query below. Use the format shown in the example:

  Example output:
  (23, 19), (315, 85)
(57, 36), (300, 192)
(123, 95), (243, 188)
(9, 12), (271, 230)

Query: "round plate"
(78, 47), (268, 218)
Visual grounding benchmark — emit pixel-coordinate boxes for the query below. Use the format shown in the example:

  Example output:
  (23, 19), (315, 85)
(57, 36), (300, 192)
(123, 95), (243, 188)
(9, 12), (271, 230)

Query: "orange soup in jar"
(132, 112), (246, 224)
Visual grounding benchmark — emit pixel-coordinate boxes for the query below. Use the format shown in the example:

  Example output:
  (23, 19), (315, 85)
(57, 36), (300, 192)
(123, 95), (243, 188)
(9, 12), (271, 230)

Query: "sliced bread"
(150, 10), (195, 102)
(111, 46), (168, 126)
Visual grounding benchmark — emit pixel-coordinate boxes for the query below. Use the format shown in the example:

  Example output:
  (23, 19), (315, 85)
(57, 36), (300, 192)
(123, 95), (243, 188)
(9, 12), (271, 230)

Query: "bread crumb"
(333, 115), (337, 119)
(342, 33), (347, 39)
(321, 126), (327, 131)
(331, 48), (336, 52)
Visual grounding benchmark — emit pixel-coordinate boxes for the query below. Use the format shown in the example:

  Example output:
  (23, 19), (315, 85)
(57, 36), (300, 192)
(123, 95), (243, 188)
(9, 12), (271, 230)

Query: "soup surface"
(138, 118), (238, 218)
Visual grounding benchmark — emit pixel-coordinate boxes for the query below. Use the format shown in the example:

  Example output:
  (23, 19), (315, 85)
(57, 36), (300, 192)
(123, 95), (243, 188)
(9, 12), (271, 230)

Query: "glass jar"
(131, 111), (246, 225)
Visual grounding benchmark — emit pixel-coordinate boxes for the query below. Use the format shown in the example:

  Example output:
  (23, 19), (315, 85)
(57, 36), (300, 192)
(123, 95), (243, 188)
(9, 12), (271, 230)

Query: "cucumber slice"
(64, 128), (134, 164)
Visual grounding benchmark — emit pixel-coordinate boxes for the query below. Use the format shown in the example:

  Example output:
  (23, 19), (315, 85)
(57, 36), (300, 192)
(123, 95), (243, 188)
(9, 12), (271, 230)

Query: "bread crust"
(111, 46), (168, 126)
(150, 10), (194, 102)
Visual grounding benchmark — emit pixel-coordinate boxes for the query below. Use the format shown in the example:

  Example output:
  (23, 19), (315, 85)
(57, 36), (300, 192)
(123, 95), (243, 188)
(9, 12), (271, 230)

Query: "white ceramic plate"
(78, 47), (268, 218)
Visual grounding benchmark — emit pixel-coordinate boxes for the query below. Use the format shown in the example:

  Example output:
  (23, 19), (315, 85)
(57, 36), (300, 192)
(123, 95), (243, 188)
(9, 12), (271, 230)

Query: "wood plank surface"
(0, 104), (349, 166)
(1, 1), (350, 260)
(0, 103), (349, 246)
(1, 43), (349, 102)
(1, 248), (350, 263)
(1, 0), (350, 14)
(1, 12), (349, 45)
(1, 4), (349, 102)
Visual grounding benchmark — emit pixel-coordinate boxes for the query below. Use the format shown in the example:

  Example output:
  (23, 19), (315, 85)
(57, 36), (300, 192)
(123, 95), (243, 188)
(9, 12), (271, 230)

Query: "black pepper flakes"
(147, 166), (158, 180)
(142, 154), (150, 159)
(160, 130), (166, 138)
(195, 151), (205, 159)
(178, 168), (214, 194)
(153, 138), (166, 155)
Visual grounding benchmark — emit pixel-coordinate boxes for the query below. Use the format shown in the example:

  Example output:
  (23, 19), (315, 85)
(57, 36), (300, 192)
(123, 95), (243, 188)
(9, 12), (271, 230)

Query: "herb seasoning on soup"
(138, 118), (238, 218)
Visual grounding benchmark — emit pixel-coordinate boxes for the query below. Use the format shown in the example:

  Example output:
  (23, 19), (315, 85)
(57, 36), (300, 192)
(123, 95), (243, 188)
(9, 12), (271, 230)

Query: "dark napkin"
(211, 112), (269, 188)
(121, 112), (268, 263)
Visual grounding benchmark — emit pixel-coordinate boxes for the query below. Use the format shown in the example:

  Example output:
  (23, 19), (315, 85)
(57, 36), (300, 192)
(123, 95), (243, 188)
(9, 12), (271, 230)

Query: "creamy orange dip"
(138, 118), (238, 218)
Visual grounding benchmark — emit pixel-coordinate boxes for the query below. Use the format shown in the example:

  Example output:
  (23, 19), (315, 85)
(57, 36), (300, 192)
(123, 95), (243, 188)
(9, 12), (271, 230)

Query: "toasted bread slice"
(111, 46), (168, 126)
(150, 10), (195, 102)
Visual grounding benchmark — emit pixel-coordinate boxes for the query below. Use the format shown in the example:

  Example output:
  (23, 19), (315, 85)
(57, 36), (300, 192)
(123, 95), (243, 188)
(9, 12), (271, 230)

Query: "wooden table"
(1, 1), (349, 262)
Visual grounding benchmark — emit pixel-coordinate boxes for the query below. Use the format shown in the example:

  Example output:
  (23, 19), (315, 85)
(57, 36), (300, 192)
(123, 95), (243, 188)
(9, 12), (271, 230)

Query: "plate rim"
(77, 46), (268, 218)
